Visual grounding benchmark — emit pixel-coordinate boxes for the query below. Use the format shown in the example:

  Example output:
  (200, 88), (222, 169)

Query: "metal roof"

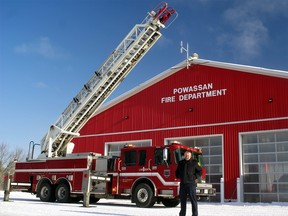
(94, 58), (288, 116)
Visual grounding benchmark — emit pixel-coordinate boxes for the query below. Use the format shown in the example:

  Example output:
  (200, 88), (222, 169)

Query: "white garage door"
(166, 135), (223, 202)
(241, 130), (288, 202)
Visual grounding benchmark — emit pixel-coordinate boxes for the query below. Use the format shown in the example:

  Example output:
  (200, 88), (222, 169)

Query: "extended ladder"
(38, 2), (177, 158)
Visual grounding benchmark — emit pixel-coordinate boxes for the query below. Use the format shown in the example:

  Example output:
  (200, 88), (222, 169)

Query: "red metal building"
(73, 58), (288, 202)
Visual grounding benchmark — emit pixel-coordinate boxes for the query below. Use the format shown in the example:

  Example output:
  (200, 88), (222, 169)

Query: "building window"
(166, 135), (223, 202)
(242, 130), (288, 202)
(105, 140), (151, 157)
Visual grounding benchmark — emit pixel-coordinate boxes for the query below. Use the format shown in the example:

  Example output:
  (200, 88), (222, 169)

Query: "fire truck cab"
(111, 142), (215, 207)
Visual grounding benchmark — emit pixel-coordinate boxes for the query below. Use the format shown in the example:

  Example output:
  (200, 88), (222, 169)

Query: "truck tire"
(38, 182), (56, 202)
(133, 183), (155, 208)
(55, 183), (70, 203)
(89, 197), (100, 204)
(162, 198), (180, 207)
(70, 197), (82, 203)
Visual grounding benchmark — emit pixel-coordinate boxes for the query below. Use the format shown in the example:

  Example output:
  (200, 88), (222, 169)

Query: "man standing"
(176, 150), (202, 216)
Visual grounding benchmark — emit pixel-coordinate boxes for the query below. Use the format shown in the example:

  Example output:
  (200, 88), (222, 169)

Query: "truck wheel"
(90, 197), (100, 204)
(162, 198), (180, 207)
(55, 183), (70, 203)
(38, 182), (55, 202)
(133, 183), (155, 208)
(70, 197), (82, 203)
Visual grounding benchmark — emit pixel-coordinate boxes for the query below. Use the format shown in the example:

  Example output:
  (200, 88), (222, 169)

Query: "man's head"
(184, 151), (192, 161)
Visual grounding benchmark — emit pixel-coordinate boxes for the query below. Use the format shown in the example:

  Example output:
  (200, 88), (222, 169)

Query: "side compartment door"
(119, 149), (148, 192)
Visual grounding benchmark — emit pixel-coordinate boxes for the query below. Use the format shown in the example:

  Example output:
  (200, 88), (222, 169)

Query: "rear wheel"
(70, 197), (82, 203)
(133, 183), (155, 208)
(162, 198), (180, 207)
(55, 183), (70, 203)
(38, 182), (55, 202)
(89, 196), (100, 204)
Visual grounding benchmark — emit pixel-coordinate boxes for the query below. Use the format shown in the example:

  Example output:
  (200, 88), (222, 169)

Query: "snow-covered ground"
(1, 191), (288, 216)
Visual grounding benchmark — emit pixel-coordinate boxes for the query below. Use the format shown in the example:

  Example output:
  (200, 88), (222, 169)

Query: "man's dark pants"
(179, 183), (198, 216)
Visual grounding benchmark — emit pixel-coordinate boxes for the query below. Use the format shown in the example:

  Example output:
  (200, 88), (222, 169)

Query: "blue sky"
(1, 0), (288, 153)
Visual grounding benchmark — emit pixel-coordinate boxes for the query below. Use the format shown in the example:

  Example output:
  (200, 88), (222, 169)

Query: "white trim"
(76, 116), (288, 138)
(11, 182), (31, 187)
(119, 172), (179, 187)
(14, 168), (88, 173)
(164, 134), (223, 145)
(239, 128), (288, 136)
(104, 139), (152, 156)
(239, 133), (244, 177)
(238, 131), (244, 202)
(190, 58), (288, 79)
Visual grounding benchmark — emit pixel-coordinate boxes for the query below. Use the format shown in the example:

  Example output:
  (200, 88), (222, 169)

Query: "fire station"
(72, 57), (288, 202)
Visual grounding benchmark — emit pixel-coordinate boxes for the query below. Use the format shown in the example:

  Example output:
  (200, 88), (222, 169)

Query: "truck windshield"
(193, 153), (204, 167)
(174, 148), (204, 167)
(174, 148), (187, 164)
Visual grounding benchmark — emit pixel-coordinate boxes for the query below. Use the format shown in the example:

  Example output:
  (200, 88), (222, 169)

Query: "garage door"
(166, 135), (223, 202)
(241, 130), (288, 202)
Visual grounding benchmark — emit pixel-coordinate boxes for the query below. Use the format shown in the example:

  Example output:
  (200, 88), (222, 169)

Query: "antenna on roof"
(180, 41), (190, 69)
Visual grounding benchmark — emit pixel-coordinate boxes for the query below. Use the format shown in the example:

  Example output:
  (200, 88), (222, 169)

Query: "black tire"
(133, 183), (155, 208)
(38, 182), (55, 202)
(162, 198), (180, 207)
(70, 197), (82, 203)
(55, 183), (70, 203)
(89, 197), (100, 204)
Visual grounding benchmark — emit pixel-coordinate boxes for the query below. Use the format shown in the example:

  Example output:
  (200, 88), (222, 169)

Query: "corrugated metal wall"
(73, 64), (288, 200)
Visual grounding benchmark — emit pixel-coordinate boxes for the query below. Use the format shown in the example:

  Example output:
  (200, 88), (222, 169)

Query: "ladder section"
(42, 25), (162, 157)
(38, 2), (178, 158)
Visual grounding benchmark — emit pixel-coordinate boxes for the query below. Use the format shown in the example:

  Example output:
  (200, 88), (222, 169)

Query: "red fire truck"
(7, 2), (215, 207)
(12, 142), (215, 208)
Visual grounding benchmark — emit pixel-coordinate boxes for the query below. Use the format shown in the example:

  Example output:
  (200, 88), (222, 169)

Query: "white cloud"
(35, 81), (48, 89)
(15, 37), (66, 59)
(218, 19), (268, 59)
(217, 0), (288, 61)
(246, 0), (288, 16)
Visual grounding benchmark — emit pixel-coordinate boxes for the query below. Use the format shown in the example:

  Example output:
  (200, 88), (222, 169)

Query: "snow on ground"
(1, 192), (288, 216)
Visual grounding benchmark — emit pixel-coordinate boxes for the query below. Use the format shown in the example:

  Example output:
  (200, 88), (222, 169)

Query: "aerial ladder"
(32, 2), (177, 159)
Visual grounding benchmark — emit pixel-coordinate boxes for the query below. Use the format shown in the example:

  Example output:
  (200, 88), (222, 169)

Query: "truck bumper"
(196, 183), (216, 197)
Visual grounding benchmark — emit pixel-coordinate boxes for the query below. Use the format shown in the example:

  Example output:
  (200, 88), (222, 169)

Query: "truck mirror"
(163, 148), (168, 161)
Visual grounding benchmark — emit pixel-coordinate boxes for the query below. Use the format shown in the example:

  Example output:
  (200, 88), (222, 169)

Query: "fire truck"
(8, 2), (216, 207)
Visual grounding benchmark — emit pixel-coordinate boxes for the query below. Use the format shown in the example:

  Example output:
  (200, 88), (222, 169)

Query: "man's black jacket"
(175, 159), (202, 184)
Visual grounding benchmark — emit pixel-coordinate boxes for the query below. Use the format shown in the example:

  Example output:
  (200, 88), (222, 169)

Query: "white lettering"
(173, 83), (213, 95)
(165, 83), (226, 104)
(177, 88), (227, 102)
(208, 83), (213, 89)
(161, 96), (175, 103)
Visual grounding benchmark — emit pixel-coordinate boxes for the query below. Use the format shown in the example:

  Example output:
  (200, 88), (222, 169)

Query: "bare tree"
(0, 142), (10, 170)
(0, 142), (25, 189)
